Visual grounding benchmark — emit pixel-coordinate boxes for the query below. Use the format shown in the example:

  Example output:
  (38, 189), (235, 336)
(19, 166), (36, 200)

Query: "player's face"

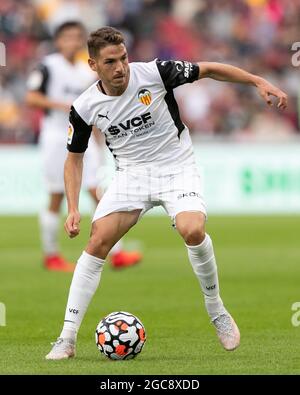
(56, 27), (85, 59)
(89, 44), (129, 91)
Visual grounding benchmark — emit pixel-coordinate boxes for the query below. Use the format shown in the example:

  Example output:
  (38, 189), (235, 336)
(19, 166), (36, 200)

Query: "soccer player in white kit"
(26, 22), (142, 272)
(46, 27), (287, 358)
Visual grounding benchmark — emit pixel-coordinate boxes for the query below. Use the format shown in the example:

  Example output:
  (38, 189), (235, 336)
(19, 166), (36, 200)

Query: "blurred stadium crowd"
(0, 0), (299, 144)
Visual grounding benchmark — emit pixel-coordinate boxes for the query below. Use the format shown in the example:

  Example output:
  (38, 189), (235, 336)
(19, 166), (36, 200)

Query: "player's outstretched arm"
(198, 62), (287, 110)
(64, 152), (84, 238)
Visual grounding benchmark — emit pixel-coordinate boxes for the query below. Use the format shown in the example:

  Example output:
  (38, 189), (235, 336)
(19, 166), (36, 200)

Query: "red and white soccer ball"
(95, 311), (146, 360)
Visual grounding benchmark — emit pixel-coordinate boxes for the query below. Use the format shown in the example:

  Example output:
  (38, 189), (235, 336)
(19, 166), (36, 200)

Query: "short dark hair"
(87, 26), (125, 58)
(54, 21), (86, 39)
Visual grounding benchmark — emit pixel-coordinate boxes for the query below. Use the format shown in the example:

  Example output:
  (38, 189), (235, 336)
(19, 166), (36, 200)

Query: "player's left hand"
(255, 77), (288, 110)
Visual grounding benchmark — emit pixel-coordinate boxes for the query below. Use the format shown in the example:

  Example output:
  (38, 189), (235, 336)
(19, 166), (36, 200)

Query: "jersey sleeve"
(26, 64), (49, 94)
(156, 59), (199, 90)
(67, 105), (92, 153)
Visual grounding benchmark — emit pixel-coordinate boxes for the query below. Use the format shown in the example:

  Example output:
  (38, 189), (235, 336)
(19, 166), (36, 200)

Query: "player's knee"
(86, 234), (111, 259)
(182, 226), (206, 246)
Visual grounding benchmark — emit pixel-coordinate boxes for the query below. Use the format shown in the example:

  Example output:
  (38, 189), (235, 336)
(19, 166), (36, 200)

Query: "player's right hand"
(64, 211), (81, 238)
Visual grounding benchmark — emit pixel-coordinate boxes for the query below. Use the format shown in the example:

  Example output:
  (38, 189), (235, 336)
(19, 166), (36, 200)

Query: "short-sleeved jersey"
(68, 59), (199, 169)
(27, 53), (95, 139)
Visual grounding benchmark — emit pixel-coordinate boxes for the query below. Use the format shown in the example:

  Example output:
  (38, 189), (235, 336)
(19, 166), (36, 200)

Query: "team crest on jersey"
(138, 89), (152, 105)
(67, 123), (74, 144)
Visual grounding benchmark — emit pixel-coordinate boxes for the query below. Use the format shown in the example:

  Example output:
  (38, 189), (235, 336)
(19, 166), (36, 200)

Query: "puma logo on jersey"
(98, 111), (110, 121)
(108, 112), (153, 136)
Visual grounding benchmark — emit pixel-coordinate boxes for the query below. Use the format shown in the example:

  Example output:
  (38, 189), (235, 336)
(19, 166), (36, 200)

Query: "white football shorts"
(39, 132), (100, 193)
(92, 164), (207, 224)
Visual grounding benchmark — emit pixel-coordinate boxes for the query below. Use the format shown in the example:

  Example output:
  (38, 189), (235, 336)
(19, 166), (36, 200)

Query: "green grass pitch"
(0, 215), (300, 374)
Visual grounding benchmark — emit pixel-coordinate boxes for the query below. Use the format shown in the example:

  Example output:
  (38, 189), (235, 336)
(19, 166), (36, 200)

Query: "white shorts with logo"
(39, 132), (100, 193)
(92, 164), (207, 224)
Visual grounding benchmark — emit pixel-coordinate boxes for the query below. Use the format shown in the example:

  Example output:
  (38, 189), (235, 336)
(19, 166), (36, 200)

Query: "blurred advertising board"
(0, 142), (299, 215)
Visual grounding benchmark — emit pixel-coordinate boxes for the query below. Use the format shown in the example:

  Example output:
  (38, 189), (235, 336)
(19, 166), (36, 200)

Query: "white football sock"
(39, 210), (59, 255)
(109, 239), (123, 255)
(60, 251), (105, 340)
(186, 234), (226, 320)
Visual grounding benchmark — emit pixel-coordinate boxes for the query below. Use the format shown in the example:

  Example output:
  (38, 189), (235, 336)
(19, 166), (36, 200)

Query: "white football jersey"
(68, 59), (200, 169)
(27, 53), (96, 139)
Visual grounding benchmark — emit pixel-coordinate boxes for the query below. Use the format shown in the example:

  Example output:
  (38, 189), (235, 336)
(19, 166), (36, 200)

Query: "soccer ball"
(95, 311), (146, 360)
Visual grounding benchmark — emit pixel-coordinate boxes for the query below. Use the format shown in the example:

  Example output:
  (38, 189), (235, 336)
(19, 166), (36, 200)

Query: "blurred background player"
(26, 21), (142, 272)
